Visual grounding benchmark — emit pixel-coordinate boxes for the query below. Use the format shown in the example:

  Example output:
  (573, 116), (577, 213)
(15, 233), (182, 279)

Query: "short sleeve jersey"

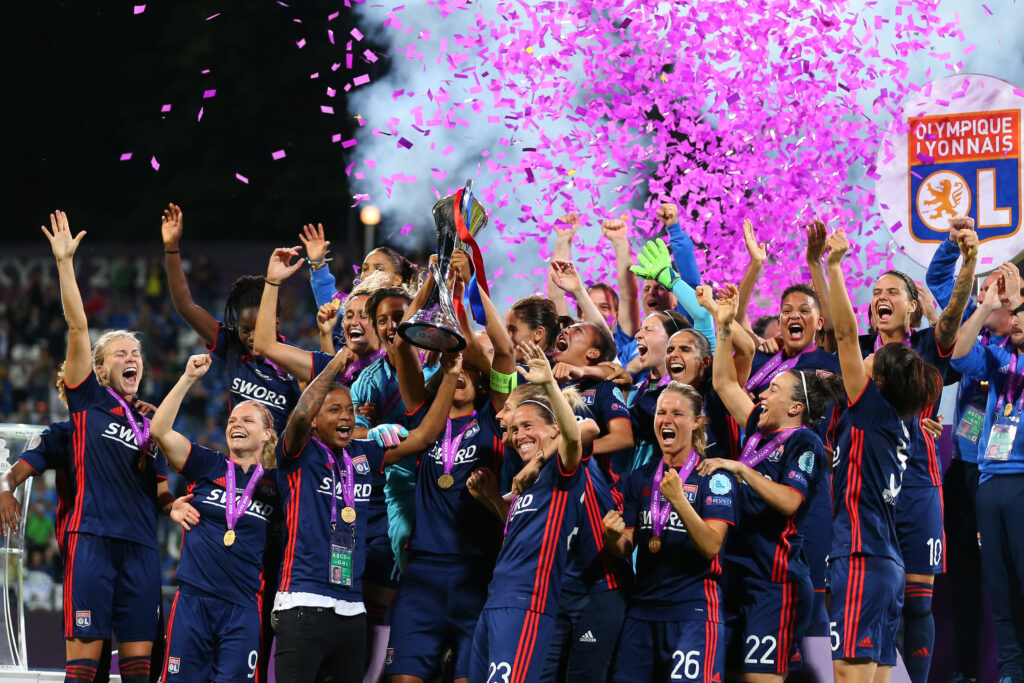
(486, 454), (586, 616)
(406, 402), (505, 560)
(176, 444), (280, 606)
(859, 328), (950, 487)
(64, 372), (169, 548)
(747, 348), (842, 445)
(208, 323), (303, 435)
(18, 421), (75, 553)
(831, 380), (908, 565)
(563, 455), (632, 595)
(723, 406), (824, 583)
(621, 459), (735, 621)
(276, 437), (386, 601)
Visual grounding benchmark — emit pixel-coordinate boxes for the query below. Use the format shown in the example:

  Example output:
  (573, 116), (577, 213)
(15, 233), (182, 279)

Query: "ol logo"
(75, 610), (91, 628)
(167, 657), (180, 674)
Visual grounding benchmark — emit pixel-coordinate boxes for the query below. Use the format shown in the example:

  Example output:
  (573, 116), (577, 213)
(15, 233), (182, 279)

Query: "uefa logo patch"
(167, 657), (180, 674)
(75, 610), (91, 628)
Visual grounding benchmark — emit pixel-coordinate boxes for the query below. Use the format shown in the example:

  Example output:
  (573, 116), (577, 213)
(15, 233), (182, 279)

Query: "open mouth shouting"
(456, 374), (468, 390)
(554, 335), (570, 353)
(667, 360), (687, 379)
(229, 427), (248, 442)
(637, 341), (649, 361)
(336, 424), (353, 441)
(875, 302), (894, 326)
(659, 425), (677, 448)
(347, 326), (366, 344)
(785, 321), (805, 343)
(122, 366), (139, 389)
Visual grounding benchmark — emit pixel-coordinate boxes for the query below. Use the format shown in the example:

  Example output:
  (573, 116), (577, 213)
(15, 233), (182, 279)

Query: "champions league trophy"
(398, 179), (489, 352)
(0, 424), (44, 674)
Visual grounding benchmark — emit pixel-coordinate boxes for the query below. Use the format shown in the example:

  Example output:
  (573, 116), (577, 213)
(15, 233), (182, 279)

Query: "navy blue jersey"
(18, 421), (75, 553)
(176, 444), (280, 607)
(486, 454), (586, 616)
(406, 402), (505, 560)
(208, 322), (303, 435)
(562, 378), (632, 475)
(950, 343), (1024, 481)
(563, 455), (632, 594)
(703, 387), (743, 461)
(64, 373), (169, 548)
(722, 405), (824, 583)
(831, 380), (908, 565)
(276, 437), (386, 601)
(748, 348), (841, 446)
(621, 458), (736, 621)
(859, 328), (950, 487)
(628, 382), (732, 467)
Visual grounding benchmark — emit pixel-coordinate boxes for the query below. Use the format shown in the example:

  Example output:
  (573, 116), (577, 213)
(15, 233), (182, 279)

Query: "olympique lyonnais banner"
(875, 74), (1024, 272)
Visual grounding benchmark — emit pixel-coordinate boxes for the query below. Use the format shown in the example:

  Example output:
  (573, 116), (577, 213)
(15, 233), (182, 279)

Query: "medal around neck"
(341, 506), (357, 524)
(223, 529), (236, 547)
(438, 473), (455, 489)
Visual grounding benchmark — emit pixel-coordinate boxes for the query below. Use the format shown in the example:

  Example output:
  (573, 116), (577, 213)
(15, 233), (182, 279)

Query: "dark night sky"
(0, 1), (384, 248)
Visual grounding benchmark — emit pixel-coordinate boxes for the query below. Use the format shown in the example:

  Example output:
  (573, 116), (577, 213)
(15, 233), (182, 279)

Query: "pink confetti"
(150, 156), (160, 171)
(236, 173), (249, 184)
(297, 38), (306, 49)
(160, 104), (171, 112)
(353, 75), (371, 86)
(119, 153), (132, 161)
(133, 5), (145, 14)
(197, 107), (204, 121)
(342, 139), (358, 148)
(205, 12), (220, 20)
(272, 150), (287, 160)
(351, 28), (364, 40)
(203, 89), (216, 99)
(321, 105), (335, 114)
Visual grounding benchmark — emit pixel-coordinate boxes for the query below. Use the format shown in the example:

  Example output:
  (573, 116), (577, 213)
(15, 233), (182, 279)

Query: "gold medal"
(1005, 403), (1013, 418)
(438, 473), (455, 489)
(341, 506), (357, 524)
(224, 529), (236, 547)
(648, 536), (662, 554)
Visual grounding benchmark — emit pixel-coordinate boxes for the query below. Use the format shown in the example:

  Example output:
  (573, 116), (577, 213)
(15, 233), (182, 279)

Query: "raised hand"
(555, 213), (581, 239)
(451, 248), (473, 284)
(368, 424), (409, 449)
(630, 238), (675, 289)
(1000, 262), (1022, 308)
(184, 354), (212, 379)
(552, 362), (584, 382)
(549, 259), (584, 294)
(266, 246), (305, 283)
(170, 494), (201, 531)
(299, 223), (330, 263)
(161, 203), (184, 248)
(824, 229), (850, 266)
(743, 219), (766, 264)
(805, 218), (826, 264)
(656, 203), (679, 226)
(958, 227), (979, 261)
(442, 351), (464, 378)
(317, 300), (341, 336)
(516, 341), (555, 385)
(659, 466), (685, 502)
(948, 216), (975, 244)
(714, 284), (740, 328)
(601, 218), (629, 244)
(41, 210), (86, 261)
(695, 285), (717, 315)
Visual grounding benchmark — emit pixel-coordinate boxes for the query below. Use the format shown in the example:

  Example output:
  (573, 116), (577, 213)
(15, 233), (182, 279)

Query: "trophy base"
(397, 322), (467, 353)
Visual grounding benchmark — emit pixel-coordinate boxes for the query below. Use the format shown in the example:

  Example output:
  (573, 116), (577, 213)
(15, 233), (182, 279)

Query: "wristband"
(1013, 303), (1024, 316)
(489, 368), (517, 394)
(265, 279), (281, 287)
(164, 249), (180, 254)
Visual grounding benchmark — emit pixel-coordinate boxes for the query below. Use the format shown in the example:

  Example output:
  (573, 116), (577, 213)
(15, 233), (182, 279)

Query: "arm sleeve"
(310, 266), (340, 308)
(950, 342), (998, 380)
(18, 422), (73, 474)
(665, 222), (701, 289)
(699, 473), (737, 524)
(64, 372), (106, 412)
(925, 238), (965, 310)
(669, 279), (716, 352)
(350, 373), (376, 429)
(179, 444), (217, 482)
(205, 322), (229, 363)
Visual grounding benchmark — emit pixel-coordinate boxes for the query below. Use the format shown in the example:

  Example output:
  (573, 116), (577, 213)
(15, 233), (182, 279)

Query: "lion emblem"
(922, 178), (964, 220)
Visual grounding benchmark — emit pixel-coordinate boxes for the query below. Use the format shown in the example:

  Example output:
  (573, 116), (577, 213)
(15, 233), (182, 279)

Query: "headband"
(518, 399), (555, 419)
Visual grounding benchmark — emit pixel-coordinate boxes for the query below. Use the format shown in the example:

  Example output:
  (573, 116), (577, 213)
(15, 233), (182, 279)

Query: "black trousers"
(944, 458), (983, 677)
(273, 607), (367, 683)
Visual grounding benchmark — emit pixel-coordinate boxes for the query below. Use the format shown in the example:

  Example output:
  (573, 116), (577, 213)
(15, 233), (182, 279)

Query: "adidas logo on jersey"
(912, 647), (930, 657)
(858, 636), (873, 648)
(578, 631), (597, 643)
(110, 406), (124, 417)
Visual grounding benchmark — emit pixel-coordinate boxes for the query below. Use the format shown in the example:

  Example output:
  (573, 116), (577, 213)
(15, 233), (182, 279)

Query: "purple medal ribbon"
(635, 372), (672, 396)
(504, 494), (517, 537)
(340, 348), (386, 384)
(995, 354), (1024, 416)
(441, 416), (474, 478)
(873, 333), (913, 353)
(224, 460), (264, 532)
(316, 439), (356, 526)
(105, 388), (152, 453)
(745, 345), (815, 391)
(739, 428), (799, 468)
(650, 451), (699, 540)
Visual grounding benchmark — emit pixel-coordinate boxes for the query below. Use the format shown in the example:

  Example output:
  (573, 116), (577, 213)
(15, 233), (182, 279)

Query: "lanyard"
(745, 345), (815, 391)
(316, 439), (355, 527)
(341, 348), (386, 384)
(739, 428), (799, 467)
(441, 416), (474, 477)
(650, 451), (699, 538)
(224, 460), (264, 531)
(873, 333), (913, 353)
(995, 354), (1024, 418)
(105, 388), (151, 453)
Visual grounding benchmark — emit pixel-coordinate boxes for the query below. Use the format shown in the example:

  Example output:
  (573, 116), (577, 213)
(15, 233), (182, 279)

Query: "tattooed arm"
(282, 350), (349, 456)
(935, 228), (980, 352)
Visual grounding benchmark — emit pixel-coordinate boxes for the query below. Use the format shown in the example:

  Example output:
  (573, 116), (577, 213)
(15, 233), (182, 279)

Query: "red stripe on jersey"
(843, 556), (866, 659)
(530, 489), (567, 613)
(162, 590), (180, 678)
(727, 416), (741, 459)
(920, 405), (942, 486)
(771, 519), (797, 583)
(55, 469), (71, 555)
(583, 471), (619, 590)
(63, 532), (79, 637)
(280, 470), (302, 591)
(69, 411), (88, 535)
(510, 610), (540, 683)
(703, 577), (720, 624)
(777, 582), (794, 674)
(845, 428), (864, 553)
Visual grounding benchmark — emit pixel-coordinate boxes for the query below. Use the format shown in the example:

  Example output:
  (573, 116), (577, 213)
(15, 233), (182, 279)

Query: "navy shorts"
(162, 589), (261, 683)
(470, 607), (556, 683)
(387, 555), (491, 679)
(363, 533), (399, 589)
(828, 555), (903, 665)
(895, 485), (945, 575)
(64, 532), (160, 641)
(612, 614), (724, 683)
(724, 575), (812, 674)
(539, 588), (627, 682)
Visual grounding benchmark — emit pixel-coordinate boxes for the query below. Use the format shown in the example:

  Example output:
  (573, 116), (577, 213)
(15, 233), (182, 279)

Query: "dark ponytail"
(511, 296), (563, 350)
(787, 369), (846, 425)
(873, 342), (943, 419)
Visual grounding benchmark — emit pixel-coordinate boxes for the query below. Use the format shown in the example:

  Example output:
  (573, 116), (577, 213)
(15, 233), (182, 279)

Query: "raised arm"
(383, 353), (462, 465)
(546, 214), (581, 317)
(316, 301), (340, 354)
(805, 219), (835, 348)
(476, 273), (516, 411)
(42, 211), (91, 387)
(736, 219), (766, 331)
(252, 247), (316, 380)
(151, 354), (212, 471)
(602, 219), (641, 337)
(393, 265), (436, 410)
(299, 223), (340, 308)
(824, 229), (868, 399)
(161, 204), (219, 346)
(711, 287), (756, 423)
(926, 217), (976, 314)
(934, 225), (980, 351)
(657, 203), (701, 288)
(698, 286), (752, 378)
(953, 280), (1001, 360)
(549, 259), (614, 338)
(282, 350), (349, 456)
(518, 342), (583, 472)
(630, 238), (716, 350)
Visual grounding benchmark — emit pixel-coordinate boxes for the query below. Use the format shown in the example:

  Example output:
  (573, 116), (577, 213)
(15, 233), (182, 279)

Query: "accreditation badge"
(329, 525), (356, 587)
(956, 406), (986, 445)
(985, 417), (1018, 462)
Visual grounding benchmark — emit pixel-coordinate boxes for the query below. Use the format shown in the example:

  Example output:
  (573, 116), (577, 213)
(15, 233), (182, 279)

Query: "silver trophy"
(398, 179), (488, 352)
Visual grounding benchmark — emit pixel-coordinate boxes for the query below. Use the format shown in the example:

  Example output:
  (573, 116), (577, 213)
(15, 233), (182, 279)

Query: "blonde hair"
(657, 381), (707, 456)
(92, 329), (143, 380)
(233, 400), (279, 470)
(55, 361), (68, 407)
(507, 383), (584, 416)
(342, 270), (413, 319)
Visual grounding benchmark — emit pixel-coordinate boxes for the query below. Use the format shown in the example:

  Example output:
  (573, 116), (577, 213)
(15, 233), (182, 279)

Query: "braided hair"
(223, 276), (269, 356)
